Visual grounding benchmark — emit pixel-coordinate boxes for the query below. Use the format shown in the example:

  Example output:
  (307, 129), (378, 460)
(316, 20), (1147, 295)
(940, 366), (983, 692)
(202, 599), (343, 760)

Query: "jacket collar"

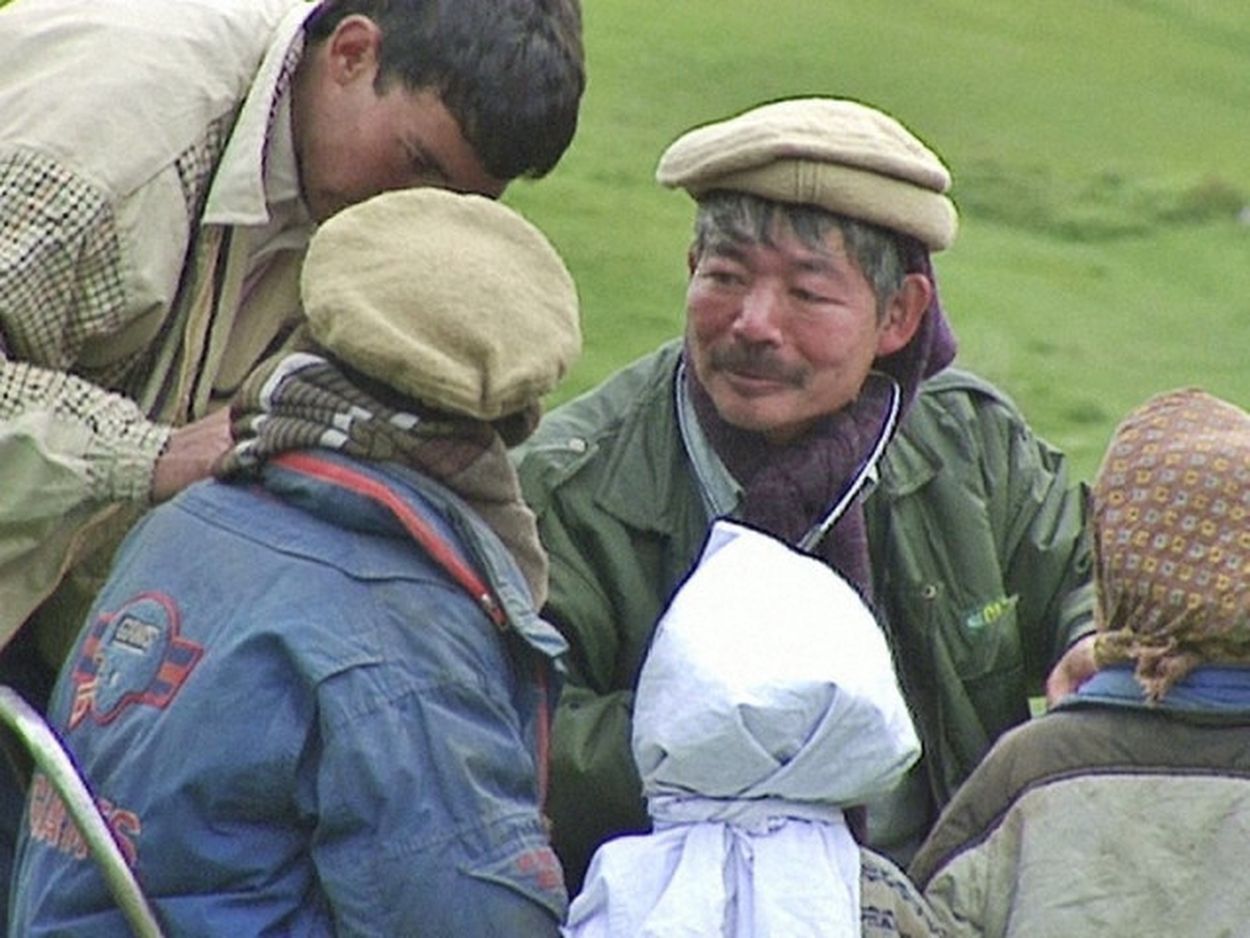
(876, 413), (942, 499)
(591, 342), (704, 537)
(260, 450), (567, 663)
(1060, 664), (1250, 718)
(202, 1), (311, 227)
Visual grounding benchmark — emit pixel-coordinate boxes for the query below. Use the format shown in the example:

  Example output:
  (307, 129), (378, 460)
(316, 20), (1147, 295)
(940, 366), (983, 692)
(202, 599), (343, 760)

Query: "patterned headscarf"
(1092, 388), (1250, 700)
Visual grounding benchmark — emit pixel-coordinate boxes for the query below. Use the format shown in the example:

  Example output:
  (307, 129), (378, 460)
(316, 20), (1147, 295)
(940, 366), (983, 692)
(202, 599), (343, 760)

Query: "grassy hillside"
(507, 0), (1250, 481)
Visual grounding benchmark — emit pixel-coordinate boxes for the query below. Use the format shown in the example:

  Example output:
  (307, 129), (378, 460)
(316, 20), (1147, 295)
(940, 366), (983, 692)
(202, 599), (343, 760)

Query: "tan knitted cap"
(301, 188), (581, 421)
(656, 97), (958, 251)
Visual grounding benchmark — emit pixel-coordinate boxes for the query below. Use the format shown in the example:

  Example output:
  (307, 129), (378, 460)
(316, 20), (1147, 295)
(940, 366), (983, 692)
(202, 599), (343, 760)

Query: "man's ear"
(326, 15), (383, 85)
(875, 273), (933, 357)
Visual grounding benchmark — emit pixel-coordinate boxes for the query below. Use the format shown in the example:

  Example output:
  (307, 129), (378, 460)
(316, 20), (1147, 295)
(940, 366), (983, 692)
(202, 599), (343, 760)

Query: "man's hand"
(1043, 633), (1098, 709)
(150, 408), (233, 503)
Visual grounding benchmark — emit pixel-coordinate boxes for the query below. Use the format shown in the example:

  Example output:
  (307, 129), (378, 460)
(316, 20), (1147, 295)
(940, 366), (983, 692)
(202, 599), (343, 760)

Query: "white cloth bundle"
(565, 521), (920, 937)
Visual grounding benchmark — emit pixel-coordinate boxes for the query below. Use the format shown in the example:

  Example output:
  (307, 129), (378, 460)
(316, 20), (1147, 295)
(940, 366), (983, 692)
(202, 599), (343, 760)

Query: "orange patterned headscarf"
(1092, 389), (1250, 701)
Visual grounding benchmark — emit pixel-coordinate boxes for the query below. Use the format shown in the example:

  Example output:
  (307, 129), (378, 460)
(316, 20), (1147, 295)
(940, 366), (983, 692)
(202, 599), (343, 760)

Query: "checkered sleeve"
(0, 147), (130, 368)
(0, 148), (170, 503)
(0, 361), (170, 503)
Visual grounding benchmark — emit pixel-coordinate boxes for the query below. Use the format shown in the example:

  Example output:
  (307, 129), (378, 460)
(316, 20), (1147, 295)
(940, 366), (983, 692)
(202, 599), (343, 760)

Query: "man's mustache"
(708, 344), (807, 388)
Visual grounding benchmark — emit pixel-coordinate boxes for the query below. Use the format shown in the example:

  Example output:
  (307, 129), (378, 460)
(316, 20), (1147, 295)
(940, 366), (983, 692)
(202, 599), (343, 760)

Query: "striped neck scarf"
(216, 349), (549, 607)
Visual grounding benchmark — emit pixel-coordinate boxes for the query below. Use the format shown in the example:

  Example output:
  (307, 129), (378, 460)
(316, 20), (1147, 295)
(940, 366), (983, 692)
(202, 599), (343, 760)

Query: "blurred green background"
(6, 0), (1241, 479)
(506, 0), (1250, 482)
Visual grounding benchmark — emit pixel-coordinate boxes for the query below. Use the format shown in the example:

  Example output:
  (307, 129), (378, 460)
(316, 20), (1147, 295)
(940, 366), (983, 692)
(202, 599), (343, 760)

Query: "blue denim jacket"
(9, 451), (568, 936)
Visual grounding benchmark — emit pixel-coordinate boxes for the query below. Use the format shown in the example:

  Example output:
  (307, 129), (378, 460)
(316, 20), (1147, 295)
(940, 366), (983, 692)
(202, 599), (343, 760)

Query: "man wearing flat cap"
(9, 188), (580, 935)
(514, 97), (1096, 890)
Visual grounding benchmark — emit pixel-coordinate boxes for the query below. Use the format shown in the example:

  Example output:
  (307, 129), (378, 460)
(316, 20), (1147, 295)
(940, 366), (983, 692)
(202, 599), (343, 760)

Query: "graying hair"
(690, 190), (912, 317)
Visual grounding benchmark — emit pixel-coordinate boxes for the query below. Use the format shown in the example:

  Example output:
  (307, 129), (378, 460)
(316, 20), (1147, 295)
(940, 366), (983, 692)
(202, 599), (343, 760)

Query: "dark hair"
(690, 190), (925, 317)
(305, 0), (585, 180)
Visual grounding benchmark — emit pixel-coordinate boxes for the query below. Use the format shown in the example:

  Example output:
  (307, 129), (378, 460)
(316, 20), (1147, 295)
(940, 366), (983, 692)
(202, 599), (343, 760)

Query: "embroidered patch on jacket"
(69, 592), (203, 730)
(962, 594), (1019, 631)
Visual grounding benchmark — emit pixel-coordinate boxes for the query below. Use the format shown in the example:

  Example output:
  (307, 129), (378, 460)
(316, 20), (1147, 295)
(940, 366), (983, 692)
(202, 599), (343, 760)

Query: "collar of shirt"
(202, 2), (312, 227)
(245, 88), (313, 276)
(674, 357), (742, 521)
(1062, 664), (1250, 717)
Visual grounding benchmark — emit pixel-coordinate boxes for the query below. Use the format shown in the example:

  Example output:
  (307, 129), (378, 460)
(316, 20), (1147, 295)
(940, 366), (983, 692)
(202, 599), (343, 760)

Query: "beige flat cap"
(301, 187), (581, 420)
(656, 97), (958, 251)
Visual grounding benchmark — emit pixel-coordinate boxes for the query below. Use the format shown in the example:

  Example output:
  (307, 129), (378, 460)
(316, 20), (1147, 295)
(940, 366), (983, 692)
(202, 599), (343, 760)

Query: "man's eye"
(703, 267), (743, 286)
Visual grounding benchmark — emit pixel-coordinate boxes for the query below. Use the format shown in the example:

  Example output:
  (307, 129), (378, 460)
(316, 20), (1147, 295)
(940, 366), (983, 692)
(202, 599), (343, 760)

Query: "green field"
(506, 0), (1250, 482)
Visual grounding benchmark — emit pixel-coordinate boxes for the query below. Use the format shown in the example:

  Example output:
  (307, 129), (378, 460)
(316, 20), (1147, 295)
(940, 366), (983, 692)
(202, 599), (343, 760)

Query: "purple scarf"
(687, 255), (956, 599)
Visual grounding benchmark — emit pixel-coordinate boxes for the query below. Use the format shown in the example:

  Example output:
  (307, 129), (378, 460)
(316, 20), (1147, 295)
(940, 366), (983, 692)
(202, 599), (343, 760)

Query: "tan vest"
(0, 0), (308, 658)
(30, 235), (305, 667)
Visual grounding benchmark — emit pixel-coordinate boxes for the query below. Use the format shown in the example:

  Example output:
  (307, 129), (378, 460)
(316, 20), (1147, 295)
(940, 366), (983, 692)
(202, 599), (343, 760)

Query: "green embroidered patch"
(964, 594), (1019, 631)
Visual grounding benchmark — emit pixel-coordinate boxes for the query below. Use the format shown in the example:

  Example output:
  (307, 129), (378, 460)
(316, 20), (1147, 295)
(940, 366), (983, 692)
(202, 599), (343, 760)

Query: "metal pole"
(0, 686), (164, 938)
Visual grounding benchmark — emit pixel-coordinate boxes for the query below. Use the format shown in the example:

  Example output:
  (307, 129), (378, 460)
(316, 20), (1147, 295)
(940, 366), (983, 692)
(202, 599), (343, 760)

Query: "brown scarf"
(1092, 388), (1250, 700)
(688, 253), (957, 601)
(215, 349), (550, 607)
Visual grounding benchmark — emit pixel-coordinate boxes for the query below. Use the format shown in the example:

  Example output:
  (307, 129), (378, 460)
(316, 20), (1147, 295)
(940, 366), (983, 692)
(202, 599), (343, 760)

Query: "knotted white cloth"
(564, 521), (920, 937)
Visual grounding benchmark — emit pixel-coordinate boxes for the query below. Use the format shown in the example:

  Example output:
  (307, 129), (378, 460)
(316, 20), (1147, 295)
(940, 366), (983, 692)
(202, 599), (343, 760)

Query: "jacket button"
(567, 437), (587, 453)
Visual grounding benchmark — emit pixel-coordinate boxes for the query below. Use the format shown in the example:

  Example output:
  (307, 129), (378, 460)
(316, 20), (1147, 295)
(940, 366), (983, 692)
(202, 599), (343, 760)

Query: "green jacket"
(516, 341), (1094, 885)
